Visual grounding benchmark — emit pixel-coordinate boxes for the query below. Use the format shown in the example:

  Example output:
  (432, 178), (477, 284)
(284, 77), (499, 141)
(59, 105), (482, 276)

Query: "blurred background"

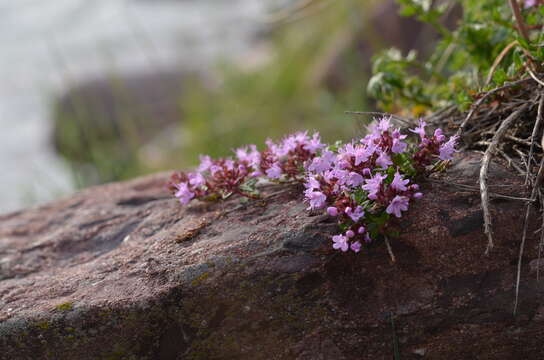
(0, 0), (441, 214)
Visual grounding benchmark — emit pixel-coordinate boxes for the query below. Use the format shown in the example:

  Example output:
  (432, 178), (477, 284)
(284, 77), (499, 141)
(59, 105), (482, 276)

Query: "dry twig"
(455, 78), (532, 138)
(345, 111), (413, 126)
(485, 41), (518, 87)
(508, 0), (531, 44)
(384, 236), (396, 263)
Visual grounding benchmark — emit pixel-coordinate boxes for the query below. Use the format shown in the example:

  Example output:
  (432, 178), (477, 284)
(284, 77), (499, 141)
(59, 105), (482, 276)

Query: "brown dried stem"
(508, 0), (531, 44)
(526, 92), (544, 184)
(481, 104), (529, 255)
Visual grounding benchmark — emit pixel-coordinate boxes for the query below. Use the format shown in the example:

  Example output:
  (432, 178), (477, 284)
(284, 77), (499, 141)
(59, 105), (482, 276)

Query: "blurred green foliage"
(54, 0), (385, 185)
(177, 0), (377, 169)
(368, 0), (544, 113)
(58, 0), (544, 185)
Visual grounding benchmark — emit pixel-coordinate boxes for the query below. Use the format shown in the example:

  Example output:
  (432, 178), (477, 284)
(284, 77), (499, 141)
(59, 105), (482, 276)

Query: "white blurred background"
(0, 0), (279, 213)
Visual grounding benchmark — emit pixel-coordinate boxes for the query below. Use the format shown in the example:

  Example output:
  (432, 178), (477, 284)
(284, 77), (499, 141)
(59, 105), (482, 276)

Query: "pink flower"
(327, 207), (338, 216)
(354, 144), (376, 165)
(410, 119), (427, 139)
(198, 155), (213, 172)
(386, 195), (410, 218)
(376, 151), (393, 168)
(362, 173), (387, 199)
(266, 163), (283, 179)
(346, 172), (364, 187)
(439, 135), (459, 160)
(303, 132), (325, 153)
(350, 241), (362, 253)
(346, 206), (365, 222)
(391, 129), (408, 153)
(188, 172), (205, 187)
(174, 182), (195, 205)
(376, 117), (392, 132)
(305, 176), (321, 191)
(525, 0), (537, 8)
(332, 234), (349, 252)
(390, 171), (409, 192)
(433, 129), (446, 143)
(210, 165), (222, 176)
(235, 144), (261, 168)
(306, 191), (326, 210)
(391, 138), (407, 153)
(308, 150), (335, 173)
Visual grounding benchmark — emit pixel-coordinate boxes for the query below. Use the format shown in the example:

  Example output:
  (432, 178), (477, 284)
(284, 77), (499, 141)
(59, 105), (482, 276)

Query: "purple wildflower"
(266, 163), (283, 179)
(303, 132), (325, 153)
(433, 128), (446, 143)
(362, 173), (387, 199)
(306, 191), (326, 210)
(390, 171), (409, 192)
(346, 206), (365, 222)
(198, 155), (213, 172)
(354, 144), (376, 165)
(188, 172), (205, 187)
(308, 150), (335, 173)
(235, 144), (261, 169)
(438, 135), (459, 160)
(350, 241), (362, 253)
(391, 129), (408, 153)
(525, 0), (537, 8)
(376, 151), (393, 168)
(377, 117), (392, 132)
(327, 207), (338, 216)
(410, 119), (427, 139)
(305, 176), (321, 191)
(386, 195), (410, 218)
(210, 164), (222, 176)
(346, 172), (364, 187)
(332, 234), (349, 252)
(174, 182), (194, 205)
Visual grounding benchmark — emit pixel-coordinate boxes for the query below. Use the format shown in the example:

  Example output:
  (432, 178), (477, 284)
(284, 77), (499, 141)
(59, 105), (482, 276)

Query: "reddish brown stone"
(0, 153), (543, 359)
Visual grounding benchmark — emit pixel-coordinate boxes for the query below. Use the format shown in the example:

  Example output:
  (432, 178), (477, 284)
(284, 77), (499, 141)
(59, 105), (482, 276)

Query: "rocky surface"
(1, 152), (543, 359)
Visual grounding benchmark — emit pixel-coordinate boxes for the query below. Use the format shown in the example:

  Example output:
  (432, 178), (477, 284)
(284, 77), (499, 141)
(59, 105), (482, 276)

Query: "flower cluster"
(168, 117), (458, 255)
(167, 132), (324, 203)
(303, 117), (458, 253)
(411, 119), (459, 171)
(259, 132), (324, 181)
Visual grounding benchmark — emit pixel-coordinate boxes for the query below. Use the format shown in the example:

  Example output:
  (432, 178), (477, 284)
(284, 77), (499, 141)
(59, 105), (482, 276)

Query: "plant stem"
(509, 0), (531, 44)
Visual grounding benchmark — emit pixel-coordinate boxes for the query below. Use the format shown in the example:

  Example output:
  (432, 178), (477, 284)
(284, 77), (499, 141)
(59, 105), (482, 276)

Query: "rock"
(1, 153), (544, 359)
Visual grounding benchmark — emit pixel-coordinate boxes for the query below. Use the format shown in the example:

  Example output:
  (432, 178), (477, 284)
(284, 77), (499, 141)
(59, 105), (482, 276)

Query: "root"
(424, 76), (544, 313)
(480, 104), (529, 255)
(526, 93), (544, 184)
(538, 193), (544, 283)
